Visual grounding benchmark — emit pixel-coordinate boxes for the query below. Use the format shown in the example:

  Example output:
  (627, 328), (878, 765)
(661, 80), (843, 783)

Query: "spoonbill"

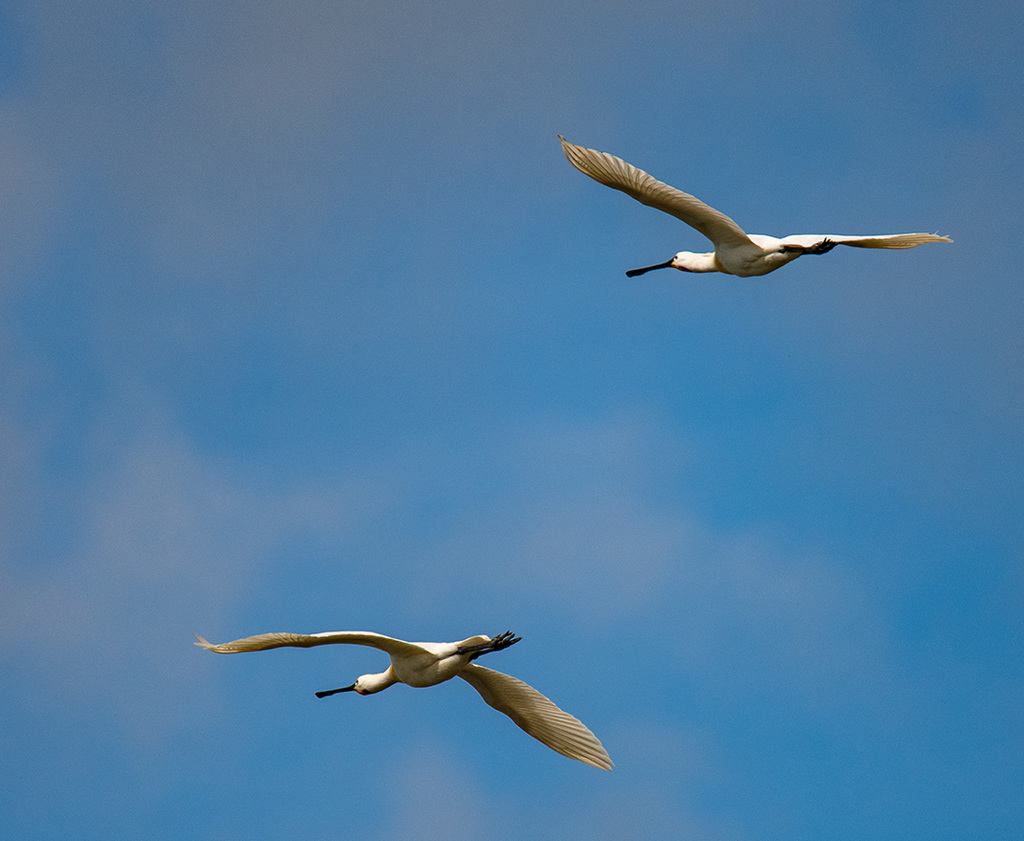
(196, 629), (613, 770)
(559, 136), (951, 277)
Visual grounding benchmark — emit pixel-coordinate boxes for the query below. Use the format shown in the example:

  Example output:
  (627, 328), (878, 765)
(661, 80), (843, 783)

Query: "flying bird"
(559, 136), (951, 278)
(196, 629), (613, 770)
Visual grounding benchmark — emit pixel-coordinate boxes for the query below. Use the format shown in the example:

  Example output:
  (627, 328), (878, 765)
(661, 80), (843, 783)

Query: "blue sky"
(2, 1), (1022, 839)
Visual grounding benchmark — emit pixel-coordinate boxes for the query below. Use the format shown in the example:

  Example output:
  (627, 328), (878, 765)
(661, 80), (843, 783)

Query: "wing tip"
(566, 742), (614, 770)
(194, 632), (249, 653)
(559, 135), (586, 168)
(910, 232), (953, 247)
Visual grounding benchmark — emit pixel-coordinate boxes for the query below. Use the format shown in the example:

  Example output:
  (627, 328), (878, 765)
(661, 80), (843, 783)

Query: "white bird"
(196, 629), (613, 770)
(559, 136), (951, 277)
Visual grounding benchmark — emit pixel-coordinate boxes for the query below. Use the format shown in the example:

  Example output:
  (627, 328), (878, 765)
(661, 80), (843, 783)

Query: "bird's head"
(670, 251), (719, 273)
(316, 667), (396, 699)
(670, 252), (702, 272)
(351, 671), (395, 695)
(643, 252), (690, 272)
(626, 252), (716, 277)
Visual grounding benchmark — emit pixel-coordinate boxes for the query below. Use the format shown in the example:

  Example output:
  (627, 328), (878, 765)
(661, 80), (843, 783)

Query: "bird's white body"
(196, 629), (613, 770)
(559, 136), (951, 277)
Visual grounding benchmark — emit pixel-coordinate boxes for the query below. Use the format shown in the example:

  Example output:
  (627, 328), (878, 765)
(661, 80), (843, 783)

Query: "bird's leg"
(782, 238), (836, 255)
(458, 630), (522, 660)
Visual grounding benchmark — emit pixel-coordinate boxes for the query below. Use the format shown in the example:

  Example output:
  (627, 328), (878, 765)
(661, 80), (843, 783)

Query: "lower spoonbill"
(559, 136), (951, 277)
(196, 629), (613, 770)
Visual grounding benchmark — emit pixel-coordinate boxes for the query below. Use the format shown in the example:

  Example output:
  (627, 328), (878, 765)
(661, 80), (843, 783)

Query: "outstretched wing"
(780, 232), (952, 249)
(458, 663), (613, 770)
(195, 631), (427, 660)
(559, 136), (752, 250)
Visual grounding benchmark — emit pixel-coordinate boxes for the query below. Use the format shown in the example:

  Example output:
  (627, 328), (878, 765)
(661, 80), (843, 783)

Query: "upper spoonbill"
(196, 629), (613, 770)
(559, 136), (951, 277)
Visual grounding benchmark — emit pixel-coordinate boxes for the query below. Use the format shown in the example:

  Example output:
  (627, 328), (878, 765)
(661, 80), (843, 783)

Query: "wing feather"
(459, 663), (613, 770)
(780, 233), (952, 249)
(194, 631), (425, 659)
(559, 136), (752, 250)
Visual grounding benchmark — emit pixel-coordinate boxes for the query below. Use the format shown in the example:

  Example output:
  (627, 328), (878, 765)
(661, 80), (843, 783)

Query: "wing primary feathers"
(459, 663), (613, 771)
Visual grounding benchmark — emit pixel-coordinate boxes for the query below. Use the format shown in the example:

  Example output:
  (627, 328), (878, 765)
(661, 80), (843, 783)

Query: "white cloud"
(0, 121), (58, 297)
(377, 739), (498, 841)
(351, 409), (894, 715)
(0, 417), (390, 752)
(373, 722), (747, 841)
